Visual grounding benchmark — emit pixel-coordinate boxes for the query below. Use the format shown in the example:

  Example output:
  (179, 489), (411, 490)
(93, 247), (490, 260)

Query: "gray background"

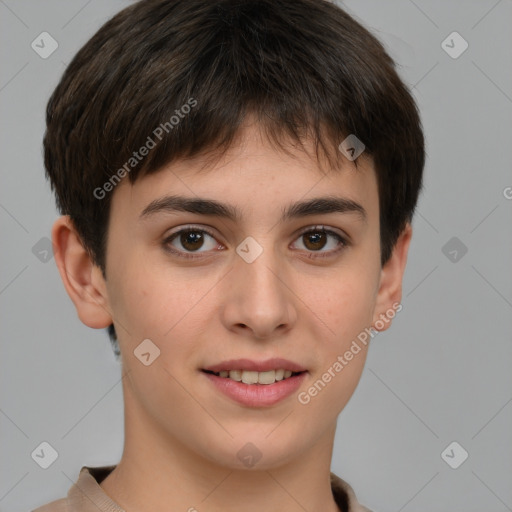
(1, 1), (511, 511)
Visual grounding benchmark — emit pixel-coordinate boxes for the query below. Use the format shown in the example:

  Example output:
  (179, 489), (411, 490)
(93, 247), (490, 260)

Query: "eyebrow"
(139, 194), (367, 224)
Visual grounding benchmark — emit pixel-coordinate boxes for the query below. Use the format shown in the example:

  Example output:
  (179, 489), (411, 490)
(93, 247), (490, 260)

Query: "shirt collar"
(66, 465), (371, 512)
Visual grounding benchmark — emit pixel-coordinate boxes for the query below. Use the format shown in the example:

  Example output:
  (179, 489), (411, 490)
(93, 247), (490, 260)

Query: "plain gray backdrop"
(1, 1), (511, 511)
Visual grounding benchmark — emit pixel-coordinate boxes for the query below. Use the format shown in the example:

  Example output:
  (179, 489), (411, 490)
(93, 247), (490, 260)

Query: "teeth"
(213, 369), (300, 385)
(258, 370), (276, 384)
(241, 371), (259, 384)
(228, 370), (242, 381)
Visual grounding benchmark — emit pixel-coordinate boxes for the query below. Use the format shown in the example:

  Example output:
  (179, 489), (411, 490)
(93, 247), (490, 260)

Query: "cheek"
(110, 261), (219, 350)
(309, 269), (377, 342)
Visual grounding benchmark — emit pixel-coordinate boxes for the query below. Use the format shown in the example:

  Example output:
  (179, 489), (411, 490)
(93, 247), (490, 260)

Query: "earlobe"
(372, 223), (413, 331)
(51, 215), (113, 329)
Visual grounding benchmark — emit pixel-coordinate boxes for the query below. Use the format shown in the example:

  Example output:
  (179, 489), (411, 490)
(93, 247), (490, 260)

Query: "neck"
(100, 372), (342, 512)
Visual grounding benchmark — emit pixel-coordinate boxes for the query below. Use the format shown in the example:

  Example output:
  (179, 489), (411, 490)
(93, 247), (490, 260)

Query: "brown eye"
(163, 227), (222, 258)
(293, 226), (348, 258)
(302, 231), (328, 251)
(178, 230), (205, 251)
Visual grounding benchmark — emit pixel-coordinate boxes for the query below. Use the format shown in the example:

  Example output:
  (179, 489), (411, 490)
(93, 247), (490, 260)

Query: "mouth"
(201, 368), (306, 385)
(201, 365), (308, 407)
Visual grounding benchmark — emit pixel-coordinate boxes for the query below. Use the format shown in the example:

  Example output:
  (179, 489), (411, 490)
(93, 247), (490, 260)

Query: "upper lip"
(202, 358), (307, 373)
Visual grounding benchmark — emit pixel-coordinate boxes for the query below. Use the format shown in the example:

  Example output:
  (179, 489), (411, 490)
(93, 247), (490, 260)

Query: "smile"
(203, 369), (304, 385)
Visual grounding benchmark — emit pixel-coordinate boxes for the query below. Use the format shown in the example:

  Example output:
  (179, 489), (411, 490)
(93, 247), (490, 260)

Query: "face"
(95, 121), (400, 470)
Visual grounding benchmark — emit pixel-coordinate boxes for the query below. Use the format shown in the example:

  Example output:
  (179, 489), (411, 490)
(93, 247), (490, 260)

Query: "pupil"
(182, 231), (203, 250)
(305, 232), (325, 250)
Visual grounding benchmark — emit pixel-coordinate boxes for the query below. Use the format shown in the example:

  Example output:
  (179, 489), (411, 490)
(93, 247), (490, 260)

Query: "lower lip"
(202, 371), (308, 407)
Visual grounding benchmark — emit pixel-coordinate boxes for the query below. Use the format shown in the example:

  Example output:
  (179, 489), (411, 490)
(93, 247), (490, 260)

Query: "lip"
(202, 370), (308, 407)
(202, 358), (307, 373)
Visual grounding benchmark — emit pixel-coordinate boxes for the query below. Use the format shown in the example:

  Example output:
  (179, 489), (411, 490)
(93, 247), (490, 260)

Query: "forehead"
(109, 122), (379, 226)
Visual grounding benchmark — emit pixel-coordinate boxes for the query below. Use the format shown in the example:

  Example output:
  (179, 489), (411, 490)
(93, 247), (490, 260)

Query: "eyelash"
(162, 225), (349, 260)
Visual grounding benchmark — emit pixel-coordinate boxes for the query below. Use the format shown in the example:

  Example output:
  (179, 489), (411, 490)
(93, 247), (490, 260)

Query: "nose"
(219, 242), (298, 340)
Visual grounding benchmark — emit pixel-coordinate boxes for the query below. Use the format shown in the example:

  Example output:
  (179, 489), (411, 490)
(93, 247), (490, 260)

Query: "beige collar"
(33, 465), (372, 512)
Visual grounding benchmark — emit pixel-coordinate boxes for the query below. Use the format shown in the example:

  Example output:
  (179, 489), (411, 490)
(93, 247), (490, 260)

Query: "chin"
(201, 431), (307, 471)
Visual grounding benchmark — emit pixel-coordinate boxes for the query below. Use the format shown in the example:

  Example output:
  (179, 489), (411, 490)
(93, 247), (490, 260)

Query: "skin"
(52, 119), (412, 512)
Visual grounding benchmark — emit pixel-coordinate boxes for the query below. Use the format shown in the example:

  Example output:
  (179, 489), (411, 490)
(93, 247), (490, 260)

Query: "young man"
(34, 0), (424, 511)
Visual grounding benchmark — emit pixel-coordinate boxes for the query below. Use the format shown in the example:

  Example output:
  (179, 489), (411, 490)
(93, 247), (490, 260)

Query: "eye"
(162, 224), (349, 260)
(162, 226), (223, 259)
(292, 225), (348, 258)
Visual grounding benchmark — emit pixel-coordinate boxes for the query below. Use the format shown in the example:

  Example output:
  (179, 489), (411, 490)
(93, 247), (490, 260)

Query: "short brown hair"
(43, 0), (425, 355)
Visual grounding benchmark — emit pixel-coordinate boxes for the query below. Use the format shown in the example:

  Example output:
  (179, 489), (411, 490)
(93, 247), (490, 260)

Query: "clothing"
(32, 465), (372, 512)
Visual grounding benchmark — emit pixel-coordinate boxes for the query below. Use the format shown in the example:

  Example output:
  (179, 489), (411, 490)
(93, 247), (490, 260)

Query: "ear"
(371, 222), (413, 332)
(51, 215), (113, 329)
